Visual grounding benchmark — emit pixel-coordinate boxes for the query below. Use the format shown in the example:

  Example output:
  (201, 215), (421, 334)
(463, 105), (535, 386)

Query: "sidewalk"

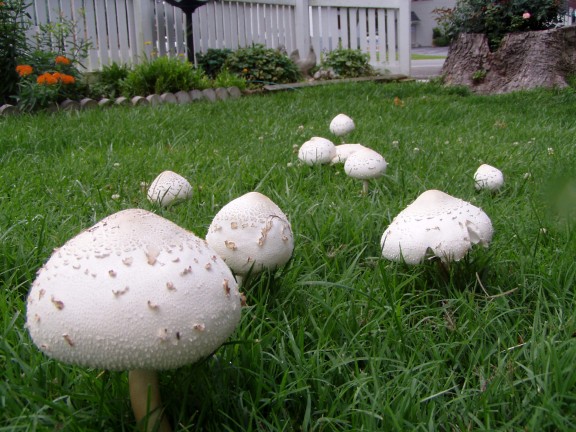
(410, 47), (448, 79)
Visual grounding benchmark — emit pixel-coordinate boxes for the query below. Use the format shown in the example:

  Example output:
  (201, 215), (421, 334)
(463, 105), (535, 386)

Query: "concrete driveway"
(410, 47), (448, 79)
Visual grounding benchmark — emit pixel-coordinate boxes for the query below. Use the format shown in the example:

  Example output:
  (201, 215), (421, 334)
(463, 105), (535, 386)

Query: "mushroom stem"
(362, 180), (370, 195)
(129, 369), (172, 432)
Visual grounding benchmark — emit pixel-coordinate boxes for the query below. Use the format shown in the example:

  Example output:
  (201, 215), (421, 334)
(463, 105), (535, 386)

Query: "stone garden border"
(0, 86), (244, 117)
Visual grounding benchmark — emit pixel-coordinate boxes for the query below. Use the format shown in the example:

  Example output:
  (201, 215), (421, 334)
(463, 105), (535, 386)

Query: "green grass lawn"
(1, 81), (576, 431)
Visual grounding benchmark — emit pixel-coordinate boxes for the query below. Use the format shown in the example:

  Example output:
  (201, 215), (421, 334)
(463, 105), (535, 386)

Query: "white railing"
(24, 0), (411, 75)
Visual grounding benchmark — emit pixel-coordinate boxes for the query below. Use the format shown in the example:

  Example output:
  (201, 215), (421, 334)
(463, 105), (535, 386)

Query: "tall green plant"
(121, 56), (209, 96)
(0, 0), (31, 105)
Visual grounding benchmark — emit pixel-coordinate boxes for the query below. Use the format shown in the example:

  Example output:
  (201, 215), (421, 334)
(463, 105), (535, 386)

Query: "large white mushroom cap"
(474, 164), (504, 191)
(26, 209), (242, 371)
(380, 189), (494, 264)
(147, 170), (193, 207)
(329, 113), (355, 137)
(206, 192), (294, 277)
(298, 137), (336, 166)
(330, 144), (369, 164)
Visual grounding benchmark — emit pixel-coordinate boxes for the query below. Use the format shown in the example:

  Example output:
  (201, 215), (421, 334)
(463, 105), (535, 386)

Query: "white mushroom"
(206, 191), (294, 285)
(380, 189), (494, 265)
(344, 147), (387, 194)
(26, 209), (242, 432)
(330, 143), (369, 164)
(329, 113), (355, 141)
(297, 137), (336, 166)
(474, 164), (504, 191)
(147, 170), (192, 207)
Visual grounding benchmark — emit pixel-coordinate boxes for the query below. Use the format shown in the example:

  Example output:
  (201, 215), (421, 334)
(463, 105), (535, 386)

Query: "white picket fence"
(24, 0), (411, 75)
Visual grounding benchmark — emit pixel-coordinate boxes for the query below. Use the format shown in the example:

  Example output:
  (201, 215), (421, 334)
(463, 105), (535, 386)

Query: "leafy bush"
(435, 0), (567, 50)
(90, 62), (132, 99)
(121, 56), (209, 97)
(197, 48), (233, 79)
(224, 44), (301, 87)
(0, 0), (31, 105)
(321, 48), (374, 78)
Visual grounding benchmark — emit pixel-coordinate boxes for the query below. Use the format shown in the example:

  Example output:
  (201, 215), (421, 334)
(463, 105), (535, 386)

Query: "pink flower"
(523, 12), (531, 19)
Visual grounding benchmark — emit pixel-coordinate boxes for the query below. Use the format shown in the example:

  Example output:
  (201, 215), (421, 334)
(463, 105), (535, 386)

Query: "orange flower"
(37, 72), (58, 85)
(16, 64), (33, 77)
(55, 56), (71, 65)
(59, 74), (76, 85)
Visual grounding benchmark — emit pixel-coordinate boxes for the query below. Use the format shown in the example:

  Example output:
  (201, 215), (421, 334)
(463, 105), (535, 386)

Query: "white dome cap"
(147, 170), (192, 207)
(206, 192), (294, 277)
(344, 148), (387, 180)
(26, 209), (242, 371)
(329, 113), (355, 137)
(381, 189), (494, 264)
(298, 137), (336, 165)
(474, 164), (504, 191)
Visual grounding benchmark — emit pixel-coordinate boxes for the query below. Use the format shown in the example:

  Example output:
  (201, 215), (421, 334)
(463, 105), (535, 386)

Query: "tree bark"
(441, 27), (576, 94)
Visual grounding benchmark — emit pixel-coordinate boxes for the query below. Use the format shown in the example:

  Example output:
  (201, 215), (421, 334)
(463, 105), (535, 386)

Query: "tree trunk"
(441, 27), (576, 94)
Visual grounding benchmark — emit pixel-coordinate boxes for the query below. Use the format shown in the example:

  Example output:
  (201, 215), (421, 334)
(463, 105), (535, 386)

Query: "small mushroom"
(329, 113), (355, 142)
(380, 189), (494, 265)
(147, 170), (192, 207)
(344, 147), (387, 194)
(206, 191), (294, 285)
(298, 137), (336, 166)
(26, 209), (242, 432)
(474, 164), (504, 191)
(330, 143), (369, 164)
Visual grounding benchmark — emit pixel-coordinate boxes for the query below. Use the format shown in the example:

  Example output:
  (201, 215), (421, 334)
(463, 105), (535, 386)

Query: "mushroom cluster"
(296, 113), (388, 194)
(26, 208), (243, 431)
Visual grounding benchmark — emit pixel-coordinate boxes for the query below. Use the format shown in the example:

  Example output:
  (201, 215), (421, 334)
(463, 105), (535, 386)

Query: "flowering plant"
(435, 0), (567, 50)
(15, 52), (84, 111)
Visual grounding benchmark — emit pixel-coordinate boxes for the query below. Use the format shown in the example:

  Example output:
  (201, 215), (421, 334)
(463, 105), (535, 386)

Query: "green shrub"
(121, 56), (209, 97)
(197, 48), (233, 79)
(435, 0), (567, 50)
(321, 48), (374, 78)
(0, 0), (31, 105)
(213, 69), (247, 90)
(90, 62), (132, 99)
(432, 27), (450, 47)
(224, 44), (301, 87)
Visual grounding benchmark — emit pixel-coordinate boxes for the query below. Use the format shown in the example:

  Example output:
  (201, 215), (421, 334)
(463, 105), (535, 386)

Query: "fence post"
(133, 0), (154, 63)
(398, 1), (411, 76)
(294, 0), (311, 56)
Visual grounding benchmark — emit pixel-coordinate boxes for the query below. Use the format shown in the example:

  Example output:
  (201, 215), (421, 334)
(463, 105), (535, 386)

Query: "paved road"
(410, 47), (448, 79)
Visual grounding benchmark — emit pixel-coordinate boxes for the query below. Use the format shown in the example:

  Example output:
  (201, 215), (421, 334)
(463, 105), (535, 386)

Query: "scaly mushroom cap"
(381, 189), (494, 264)
(344, 148), (387, 180)
(298, 137), (336, 166)
(330, 144), (369, 164)
(206, 192), (294, 277)
(329, 113), (355, 137)
(147, 170), (193, 207)
(26, 209), (242, 371)
(474, 164), (504, 191)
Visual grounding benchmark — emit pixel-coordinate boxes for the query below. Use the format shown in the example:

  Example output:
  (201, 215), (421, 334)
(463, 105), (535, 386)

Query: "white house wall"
(411, 0), (455, 47)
